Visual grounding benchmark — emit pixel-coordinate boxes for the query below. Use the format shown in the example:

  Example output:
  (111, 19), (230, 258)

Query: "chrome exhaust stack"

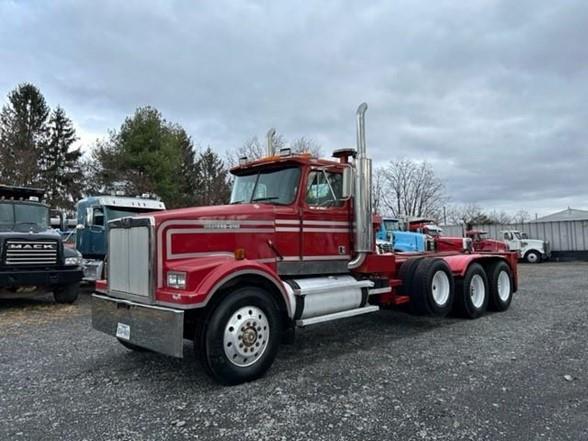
(266, 128), (276, 156)
(348, 102), (373, 270)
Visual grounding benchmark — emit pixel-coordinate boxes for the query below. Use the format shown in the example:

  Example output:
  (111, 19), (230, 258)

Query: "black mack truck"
(0, 185), (83, 303)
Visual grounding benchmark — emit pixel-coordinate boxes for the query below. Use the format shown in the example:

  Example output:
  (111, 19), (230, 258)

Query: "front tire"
(53, 282), (80, 304)
(197, 287), (282, 385)
(454, 263), (489, 319)
(525, 250), (541, 264)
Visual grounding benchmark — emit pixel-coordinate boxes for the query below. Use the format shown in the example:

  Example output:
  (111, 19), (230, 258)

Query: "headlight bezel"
(167, 271), (187, 290)
(64, 256), (82, 266)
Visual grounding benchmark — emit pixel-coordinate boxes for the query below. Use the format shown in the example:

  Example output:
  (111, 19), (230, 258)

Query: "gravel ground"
(1, 263), (587, 441)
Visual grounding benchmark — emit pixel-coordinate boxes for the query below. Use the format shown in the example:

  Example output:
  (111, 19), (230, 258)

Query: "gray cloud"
(1, 0), (587, 215)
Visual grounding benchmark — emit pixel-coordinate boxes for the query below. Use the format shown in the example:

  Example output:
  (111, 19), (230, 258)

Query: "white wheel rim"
(469, 274), (486, 309)
(223, 306), (270, 368)
(497, 271), (511, 302)
(527, 253), (538, 263)
(431, 270), (450, 306)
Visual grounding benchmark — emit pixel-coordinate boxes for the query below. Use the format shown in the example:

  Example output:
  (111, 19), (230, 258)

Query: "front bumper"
(92, 294), (184, 358)
(82, 259), (104, 281)
(0, 267), (83, 288)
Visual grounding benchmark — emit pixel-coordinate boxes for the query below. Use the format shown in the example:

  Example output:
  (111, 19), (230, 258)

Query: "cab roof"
(78, 195), (165, 210)
(0, 184), (45, 201)
(230, 153), (342, 175)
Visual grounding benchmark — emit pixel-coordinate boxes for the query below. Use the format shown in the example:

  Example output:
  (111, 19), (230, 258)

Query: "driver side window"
(504, 232), (512, 240)
(305, 170), (342, 207)
(93, 207), (105, 226)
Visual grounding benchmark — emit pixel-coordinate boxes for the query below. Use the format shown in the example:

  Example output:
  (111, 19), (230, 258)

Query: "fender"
(156, 257), (293, 317)
(440, 253), (503, 277)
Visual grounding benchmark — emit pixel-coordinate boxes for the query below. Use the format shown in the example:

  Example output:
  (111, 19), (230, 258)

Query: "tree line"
(0, 83), (528, 224)
(0, 83), (327, 212)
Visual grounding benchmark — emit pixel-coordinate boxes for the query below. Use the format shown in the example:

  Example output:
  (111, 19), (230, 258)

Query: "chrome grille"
(108, 224), (151, 299)
(3, 240), (58, 265)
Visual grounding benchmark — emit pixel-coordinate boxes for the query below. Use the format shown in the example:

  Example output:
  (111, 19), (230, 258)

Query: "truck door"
(503, 231), (520, 251)
(301, 168), (351, 272)
(83, 206), (106, 257)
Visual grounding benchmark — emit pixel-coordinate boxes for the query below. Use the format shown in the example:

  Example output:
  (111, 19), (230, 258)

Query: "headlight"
(65, 256), (82, 266)
(167, 271), (187, 289)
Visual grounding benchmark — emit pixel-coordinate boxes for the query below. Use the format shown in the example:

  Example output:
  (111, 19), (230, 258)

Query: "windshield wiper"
(251, 196), (279, 202)
(230, 200), (246, 205)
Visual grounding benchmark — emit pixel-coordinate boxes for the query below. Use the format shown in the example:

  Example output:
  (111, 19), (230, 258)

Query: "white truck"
(501, 230), (550, 263)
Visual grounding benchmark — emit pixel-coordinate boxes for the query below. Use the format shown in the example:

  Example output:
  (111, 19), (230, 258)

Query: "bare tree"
(290, 136), (322, 157)
(378, 159), (446, 220)
(226, 131), (322, 167)
(513, 209), (531, 224)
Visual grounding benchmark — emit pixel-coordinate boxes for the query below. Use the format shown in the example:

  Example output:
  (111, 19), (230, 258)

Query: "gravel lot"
(1, 263), (587, 441)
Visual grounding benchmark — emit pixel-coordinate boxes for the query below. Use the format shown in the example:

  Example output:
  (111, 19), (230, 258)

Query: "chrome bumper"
(82, 259), (104, 281)
(92, 294), (184, 358)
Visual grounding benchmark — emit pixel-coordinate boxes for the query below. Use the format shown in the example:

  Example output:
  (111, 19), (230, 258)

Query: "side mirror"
(76, 224), (85, 230)
(85, 207), (94, 226)
(341, 166), (354, 199)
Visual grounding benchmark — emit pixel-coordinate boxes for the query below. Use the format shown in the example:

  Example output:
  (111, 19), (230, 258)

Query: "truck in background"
(376, 217), (428, 252)
(0, 185), (83, 303)
(92, 104), (518, 385)
(501, 230), (550, 263)
(76, 196), (165, 281)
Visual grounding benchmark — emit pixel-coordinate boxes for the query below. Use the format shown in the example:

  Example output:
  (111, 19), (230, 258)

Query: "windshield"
(514, 232), (523, 240)
(383, 220), (399, 231)
(230, 167), (300, 205)
(0, 202), (49, 230)
(106, 207), (156, 222)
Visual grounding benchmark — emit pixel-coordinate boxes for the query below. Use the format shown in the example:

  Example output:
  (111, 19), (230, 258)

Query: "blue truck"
(376, 217), (428, 253)
(75, 195), (165, 281)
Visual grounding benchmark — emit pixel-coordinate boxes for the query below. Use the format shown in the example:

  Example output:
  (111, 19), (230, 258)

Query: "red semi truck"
(92, 104), (518, 385)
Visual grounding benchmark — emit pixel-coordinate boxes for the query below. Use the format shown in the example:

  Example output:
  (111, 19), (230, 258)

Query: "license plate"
(116, 322), (130, 340)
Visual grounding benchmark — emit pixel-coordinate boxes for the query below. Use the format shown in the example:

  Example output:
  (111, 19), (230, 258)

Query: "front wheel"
(197, 287), (282, 385)
(525, 250), (541, 264)
(53, 282), (80, 304)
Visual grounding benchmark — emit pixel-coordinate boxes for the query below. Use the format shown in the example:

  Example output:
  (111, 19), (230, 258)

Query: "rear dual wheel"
(401, 258), (454, 317)
(454, 261), (514, 318)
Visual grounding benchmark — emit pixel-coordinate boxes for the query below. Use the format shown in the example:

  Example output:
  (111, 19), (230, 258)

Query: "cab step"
(295, 305), (380, 327)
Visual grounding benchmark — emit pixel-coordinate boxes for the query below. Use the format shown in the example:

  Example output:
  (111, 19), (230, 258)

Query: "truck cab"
(76, 196), (165, 280)
(376, 217), (428, 252)
(501, 230), (550, 263)
(0, 185), (83, 303)
(92, 104), (519, 385)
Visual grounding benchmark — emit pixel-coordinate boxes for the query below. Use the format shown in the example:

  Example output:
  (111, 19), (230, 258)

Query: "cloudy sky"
(1, 0), (587, 216)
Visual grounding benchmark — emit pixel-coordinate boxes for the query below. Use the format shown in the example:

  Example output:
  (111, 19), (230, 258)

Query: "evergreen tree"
(197, 147), (230, 206)
(174, 128), (200, 207)
(0, 83), (49, 186)
(89, 106), (205, 208)
(42, 107), (83, 209)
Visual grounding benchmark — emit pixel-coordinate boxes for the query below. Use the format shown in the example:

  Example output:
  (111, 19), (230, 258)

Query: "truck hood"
(523, 239), (545, 247)
(149, 203), (278, 224)
(0, 230), (61, 241)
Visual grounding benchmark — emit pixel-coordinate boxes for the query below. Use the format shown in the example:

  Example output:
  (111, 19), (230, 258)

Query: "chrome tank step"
(295, 305), (380, 327)
(284, 275), (374, 323)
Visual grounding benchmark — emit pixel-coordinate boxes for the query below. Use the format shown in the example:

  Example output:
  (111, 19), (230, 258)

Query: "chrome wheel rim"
(527, 252), (538, 263)
(224, 306), (269, 367)
(470, 274), (486, 309)
(497, 271), (511, 302)
(431, 270), (451, 306)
